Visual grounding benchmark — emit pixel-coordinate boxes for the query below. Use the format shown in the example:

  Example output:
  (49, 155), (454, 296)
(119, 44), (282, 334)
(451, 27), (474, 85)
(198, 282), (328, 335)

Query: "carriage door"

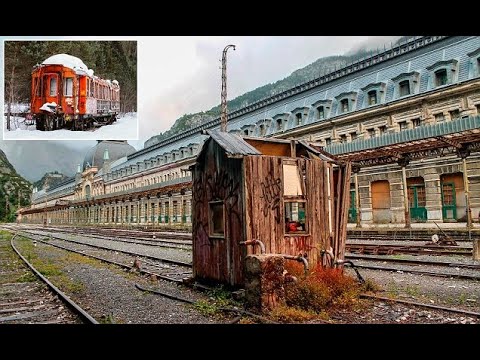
(43, 74), (59, 106)
(441, 183), (457, 221)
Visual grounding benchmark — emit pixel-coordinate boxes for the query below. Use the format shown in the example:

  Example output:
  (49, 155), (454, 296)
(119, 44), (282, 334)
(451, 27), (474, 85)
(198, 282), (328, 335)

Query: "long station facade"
(19, 36), (480, 229)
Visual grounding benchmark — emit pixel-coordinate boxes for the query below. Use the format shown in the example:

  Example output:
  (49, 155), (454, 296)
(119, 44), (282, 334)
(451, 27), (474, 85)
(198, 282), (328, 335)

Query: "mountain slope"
(0, 149), (31, 221)
(33, 171), (69, 191)
(145, 37), (408, 147)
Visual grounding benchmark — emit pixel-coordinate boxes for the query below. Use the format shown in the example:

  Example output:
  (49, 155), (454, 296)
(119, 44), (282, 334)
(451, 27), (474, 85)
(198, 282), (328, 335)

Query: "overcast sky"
(2, 36), (399, 151)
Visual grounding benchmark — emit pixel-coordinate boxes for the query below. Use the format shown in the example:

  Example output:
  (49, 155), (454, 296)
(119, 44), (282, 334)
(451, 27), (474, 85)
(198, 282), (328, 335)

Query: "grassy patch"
(404, 285), (420, 298)
(193, 285), (241, 317)
(14, 237), (85, 294)
(269, 305), (317, 323)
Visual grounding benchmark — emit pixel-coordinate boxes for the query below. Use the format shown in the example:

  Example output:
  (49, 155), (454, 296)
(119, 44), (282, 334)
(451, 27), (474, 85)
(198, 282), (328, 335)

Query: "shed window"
(283, 164), (303, 196)
(284, 201), (307, 233)
(283, 161), (307, 234)
(209, 201), (225, 237)
(399, 80), (410, 96)
(49, 77), (57, 96)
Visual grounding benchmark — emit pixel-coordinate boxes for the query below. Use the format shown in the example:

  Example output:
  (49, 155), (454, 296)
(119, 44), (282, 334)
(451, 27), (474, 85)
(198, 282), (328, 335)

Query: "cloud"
(138, 36), (394, 142)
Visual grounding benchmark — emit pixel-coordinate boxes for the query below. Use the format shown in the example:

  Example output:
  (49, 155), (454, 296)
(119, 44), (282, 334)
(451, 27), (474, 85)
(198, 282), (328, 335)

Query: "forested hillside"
(0, 149), (31, 222)
(4, 41), (137, 113)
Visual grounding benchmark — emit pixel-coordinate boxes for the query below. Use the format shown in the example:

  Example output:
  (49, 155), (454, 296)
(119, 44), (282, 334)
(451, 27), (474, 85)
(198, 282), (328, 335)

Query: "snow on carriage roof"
(42, 54), (94, 77)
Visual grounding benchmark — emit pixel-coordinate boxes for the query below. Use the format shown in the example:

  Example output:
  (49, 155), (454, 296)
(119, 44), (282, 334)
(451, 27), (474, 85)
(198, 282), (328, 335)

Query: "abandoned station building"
(19, 36), (480, 229)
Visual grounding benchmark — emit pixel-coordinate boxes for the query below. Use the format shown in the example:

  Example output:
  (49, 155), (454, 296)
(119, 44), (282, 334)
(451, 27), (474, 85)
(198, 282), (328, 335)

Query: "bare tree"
(6, 43), (19, 131)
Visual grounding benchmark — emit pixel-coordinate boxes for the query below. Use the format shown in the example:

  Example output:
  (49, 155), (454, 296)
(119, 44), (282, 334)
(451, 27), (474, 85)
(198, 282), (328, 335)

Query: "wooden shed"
(192, 130), (351, 287)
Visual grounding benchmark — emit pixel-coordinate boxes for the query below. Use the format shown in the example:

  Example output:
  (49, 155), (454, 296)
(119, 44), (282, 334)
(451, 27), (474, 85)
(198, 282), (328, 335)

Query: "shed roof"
(205, 129), (261, 157)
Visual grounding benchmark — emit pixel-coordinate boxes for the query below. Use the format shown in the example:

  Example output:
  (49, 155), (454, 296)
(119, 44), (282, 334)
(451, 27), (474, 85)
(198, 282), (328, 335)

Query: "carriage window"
(209, 201), (225, 237)
(50, 77), (57, 96)
(64, 78), (73, 96)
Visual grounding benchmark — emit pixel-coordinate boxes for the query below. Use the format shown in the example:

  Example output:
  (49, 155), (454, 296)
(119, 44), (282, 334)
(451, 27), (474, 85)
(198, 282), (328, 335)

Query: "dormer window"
(467, 48), (480, 78)
(256, 119), (271, 137)
(273, 113), (290, 132)
(399, 121), (408, 131)
(276, 118), (283, 131)
(317, 106), (325, 119)
(427, 59), (458, 89)
(325, 137), (331, 146)
(312, 99), (332, 120)
(392, 71), (420, 98)
(368, 90), (377, 105)
(367, 128), (376, 138)
(291, 107), (309, 127)
(241, 124), (255, 136)
(172, 153), (176, 161)
(259, 124), (266, 136)
(339, 134), (347, 143)
(295, 113), (302, 126)
(335, 92), (357, 115)
(435, 69), (448, 87)
(399, 80), (410, 96)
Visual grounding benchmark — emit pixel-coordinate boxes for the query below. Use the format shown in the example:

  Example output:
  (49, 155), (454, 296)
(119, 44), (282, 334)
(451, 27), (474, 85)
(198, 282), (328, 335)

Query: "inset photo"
(3, 40), (137, 140)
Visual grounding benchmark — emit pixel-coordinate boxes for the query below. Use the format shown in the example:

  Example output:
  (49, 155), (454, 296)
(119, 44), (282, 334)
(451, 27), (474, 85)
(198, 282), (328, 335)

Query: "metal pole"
(402, 166), (411, 228)
(354, 172), (361, 228)
(220, 44), (236, 132)
(462, 158), (472, 231)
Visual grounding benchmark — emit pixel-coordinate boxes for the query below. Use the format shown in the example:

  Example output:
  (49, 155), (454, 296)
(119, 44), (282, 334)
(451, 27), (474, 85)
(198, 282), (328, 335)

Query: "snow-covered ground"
(3, 103), (30, 113)
(3, 112), (138, 140)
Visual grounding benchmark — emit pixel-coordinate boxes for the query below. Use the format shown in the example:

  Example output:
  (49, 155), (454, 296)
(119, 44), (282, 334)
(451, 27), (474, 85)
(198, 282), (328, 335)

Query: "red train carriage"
(29, 54), (120, 131)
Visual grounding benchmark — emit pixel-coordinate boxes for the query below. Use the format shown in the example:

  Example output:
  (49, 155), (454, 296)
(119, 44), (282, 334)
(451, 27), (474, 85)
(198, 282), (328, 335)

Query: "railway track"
(11, 230), (193, 284)
(345, 254), (480, 281)
(0, 234), (97, 324)
(346, 243), (472, 256)
(360, 294), (480, 318)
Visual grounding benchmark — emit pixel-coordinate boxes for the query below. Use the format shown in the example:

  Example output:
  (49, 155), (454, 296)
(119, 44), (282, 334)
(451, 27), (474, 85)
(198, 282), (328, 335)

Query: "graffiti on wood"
(260, 171), (282, 223)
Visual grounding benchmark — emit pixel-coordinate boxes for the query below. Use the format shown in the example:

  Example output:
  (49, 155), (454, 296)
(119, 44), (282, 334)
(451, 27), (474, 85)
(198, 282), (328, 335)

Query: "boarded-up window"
(209, 201), (225, 237)
(283, 164), (303, 196)
(371, 180), (391, 209)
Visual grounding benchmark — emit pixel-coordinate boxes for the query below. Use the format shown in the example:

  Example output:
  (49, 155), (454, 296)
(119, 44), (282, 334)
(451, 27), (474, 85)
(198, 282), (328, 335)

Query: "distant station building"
(18, 36), (480, 230)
